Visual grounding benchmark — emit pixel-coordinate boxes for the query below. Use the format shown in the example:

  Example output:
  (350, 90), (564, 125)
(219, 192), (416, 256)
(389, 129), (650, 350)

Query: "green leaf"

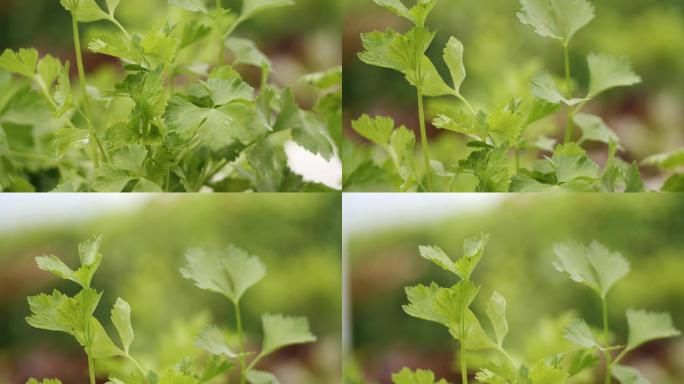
(392, 368), (450, 384)
(112, 145), (147, 175)
(60, 0), (109, 22)
(564, 319), (600, 349)
(88, 32), (141, 63)
(443, 37), (466, 93)
(291, 111), (336, 160)
(551, 143), (600, 184)
(88, 317), (125, 358)
(486, 104), (525, 145)
(531, 71), (585, 105)
(485, 291), (508, 347)
(517, 0), (594, 43)
(225, 38), (272, 70)
(260, 313), (316, 356)
(157, 370), (199, 384)
(34, 236), (103, 289)
(0, 48), (39, 78)
(351, 114), (394, 146)
(390, 126), (419, 191)
(402, 282), (442, 324)
(553, 240), (630, 298)
(181, 245), (266, 303)
(568, 349), (599, 376)
(661, 174), (684, 192)
(528, 361), (569, 384)
(111, 298), (134, 353)
(53, 62), (74, 118)
(133, 178), (163, 192)
(433, 108), (478, 137)
(56, 288), (102, 336)
(574, 113), (620, 146)
(433, 280), (478, 324)
(26, 379), (63, 384)
(612, 365), (650, 384)
(246, 370), (281, 384)
(373, 0), (437, 27)
(642, 148), (684, 170)
(195, 324), (240, 357)
(240, 0), (294, 22)
(626, 309), (681, 352)
(458, 145), (512, 192)
(169, 0), (208, 13)
(114, 71), (167, 119)
(37, 55), (61, 88)
(358, 28), (402, 71)
(26, 290), (71, 334)
(92, 165), (134, 192)
(418, 233), (488, 281)
(106, 0), (120, 14)
(140, 29), (181, 67)
(587, 53), (641, 97)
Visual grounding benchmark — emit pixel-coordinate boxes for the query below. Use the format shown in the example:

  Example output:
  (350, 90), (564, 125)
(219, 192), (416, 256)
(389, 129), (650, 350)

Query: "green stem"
(72, 15), (107, 166)
(602, 297), (612, 384)
(216, 0), (224, 65)
(87, 353), (96, 384)
(460, 341), (468, 384)
(455, 92), (476, 116)
(124, 353), (148, 381)
(108, 17), (131, 40)
(416, 87), (433, 191)
(562, 42), (574, 143)
(234, 301), (246, 384)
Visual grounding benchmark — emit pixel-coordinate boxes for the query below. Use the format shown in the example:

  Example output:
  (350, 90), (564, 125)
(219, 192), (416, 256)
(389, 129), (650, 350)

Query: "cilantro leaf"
(225, 38), (272, 70)
(87, 317), (125, 359)
(458, 145), (512, 192)
(195, 324), (240, 357)
(105, 0), (120, 15)
(531, 71), (586, 106)
(111, 298), (134, 353)
(564, 318), (600, 349)
(53, 62), (75, 118)
(373, 0), (438, 27)
(402, 282), (443, 324)
(60, 0), (109, 22)
(240, 0), (294, 23)
(517, 0), (594, 44)
(26, 379), (62, 384)
(485, 291), (509, 347)
(587, 54), (641, 98)
(351, 114), (394, 147)
(528, 361), (569, 384)
(573, 113), (620, 146)
(181, 245), (266, 303)
(37, 55), (61, 88)
(392, 368), (450, 384)
(35, 235), (103, 289)
(553, 241), (630, 298)
(418, 233), (488, 281)
(169, 0), (208, 13)
(260, 313), (316, 356)
(625, 309), (681, 352)
(0, 48), (39, 78)
(26, 290), (71, 334)
(443, 37), (466, 93)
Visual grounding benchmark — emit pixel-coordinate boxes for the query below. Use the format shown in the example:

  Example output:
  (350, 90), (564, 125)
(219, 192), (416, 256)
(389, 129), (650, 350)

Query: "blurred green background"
(343, 0), (684, 189)
(0, 194), (341, 384)
(345, 194), (684, 383)
(0, 0), (341, 91)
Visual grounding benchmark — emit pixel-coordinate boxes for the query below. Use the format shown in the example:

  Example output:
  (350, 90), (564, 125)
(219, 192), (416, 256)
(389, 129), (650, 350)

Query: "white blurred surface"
(285, 141), (342, 190)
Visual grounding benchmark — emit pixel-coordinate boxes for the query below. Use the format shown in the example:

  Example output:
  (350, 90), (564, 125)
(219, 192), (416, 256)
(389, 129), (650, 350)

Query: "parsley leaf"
(260, 313), (317, 356)
(392, 368), (450, 384)
(625, 309), (681, 352)
(517, 0), (594, 44)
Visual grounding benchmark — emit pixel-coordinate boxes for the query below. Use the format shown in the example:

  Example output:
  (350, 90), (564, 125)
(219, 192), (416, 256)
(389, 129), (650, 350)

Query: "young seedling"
(554, 241), (681, 384)
(25, 236), (148, 384)
(347, 0), (651, 192)
(180, 244), (317, 384)
(0, 0), (340, 192)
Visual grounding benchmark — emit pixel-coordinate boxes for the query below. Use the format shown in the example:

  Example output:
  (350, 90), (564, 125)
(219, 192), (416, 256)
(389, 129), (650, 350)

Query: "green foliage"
(346, 0), (654, 192)
(181, 245), (316, 384)
(391, 235), (681, 384)
(0, 0), (340, 192)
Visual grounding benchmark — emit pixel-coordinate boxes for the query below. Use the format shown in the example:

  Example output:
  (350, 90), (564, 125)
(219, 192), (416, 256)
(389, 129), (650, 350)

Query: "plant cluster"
(25, 236), (317, 384)
(0, 0), (341, 192)
(346, 0), (679, 192)
(387, 234), (680, 384)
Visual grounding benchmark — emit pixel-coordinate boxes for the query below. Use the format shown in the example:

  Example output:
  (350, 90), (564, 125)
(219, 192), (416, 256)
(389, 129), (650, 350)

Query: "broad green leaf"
(204, 77), (254, 106)
(112, 145), (147, 175)
(164, 97), (237, 151)
(553, 240), (630, 298)
(140, 29), (181, 67)
(26, 290), (71, 334)
(661, 174), (684, 192)
(195, 324), (239, 357)
(291, 111), (336, 160)
(55, 127), (88, 157)
(260, 313), (316, 356)
(299, 66), (342, 89)
(564, 319), (600, 349)
(517, 0), (594, 43)
(0, 48), (39, 78)
(458, 145), (512, 192)
(60, 0), (109, 22)
(35, 236), (102, 289)
(88, 32), (141, 63)
(642, 149), (684, 170)
(351, 114), (394, 146)
(587, 54), (641, 97)
(56, 288), (102, 336)
(114, 71), (167, 119)
(225, 38), (272, 70)
(358, 28), (402, 72)
(551, 143), (600, 184)
(433, 280), (479, 326)
(443, 37), (466, 93)
(574, 113), (620, 146)
(169, 0), (208, 13)
(180, 245), (266, 302)
(111, 298), (134, 353)
(626, 309), (681, 352)
(105, 0), (120, 14)
(528, 362), (569, 384)
(240, 0), (294, 22)
(485, 291), (508, 347)
(433, 108), (479, 137)
(418, 234), (488, 281)
(37, 55), (61, 88)
(486, 104), (525, 145)
(392, 368), (450, 384)
(87, 317), (125, 358)
(531, 71), (585, 106)
(612, 365), (650, 384)
(157, 370), (199, 384)
(403, 282), (442, 323)
(246, 370), (281, 384)
(92, 165), (134, 192)
(132, 178), (163, 192)
(374, 0), (437, 27)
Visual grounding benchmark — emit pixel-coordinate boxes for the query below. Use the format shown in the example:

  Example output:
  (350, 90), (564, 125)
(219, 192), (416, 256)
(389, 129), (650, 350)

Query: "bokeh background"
(343, 0), (684, 190)
(0, 194), (341, 384)
(343, 194), (684, 383)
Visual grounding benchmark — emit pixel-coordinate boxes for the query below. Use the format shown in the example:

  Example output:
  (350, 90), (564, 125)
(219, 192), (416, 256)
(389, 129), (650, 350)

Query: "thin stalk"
(234, 301), (246, 384)
(87, 353), (96, 384)
(72, 15), (107, 165)
(460, 341), (468, 384)
(454, 92), (476, 116)
(416, 87), (433, 191)
(109, 17), (131, 40)
(216, 0), (225, 64)
(562, 42), (574, 143)
(124, 353), (148, 381)
(602, 297), (612, 384)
